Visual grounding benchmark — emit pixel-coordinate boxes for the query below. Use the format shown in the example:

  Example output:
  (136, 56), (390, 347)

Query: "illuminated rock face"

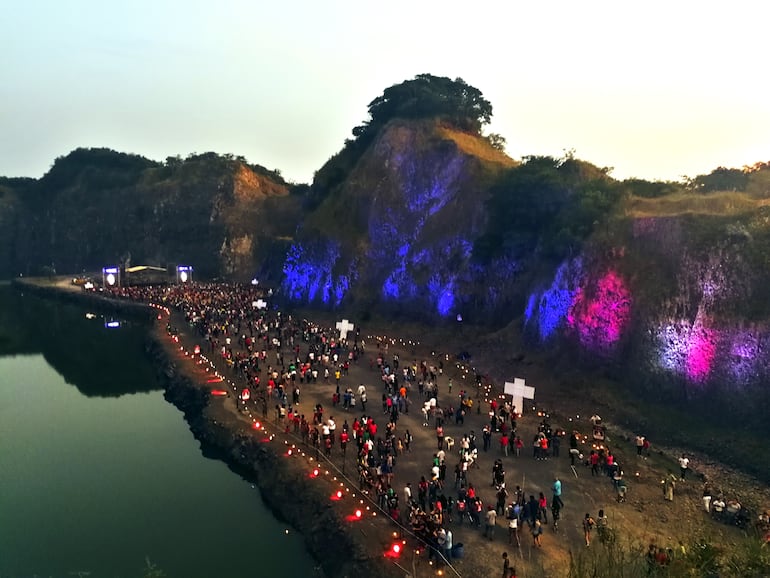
(522, 238), (770, 395)
(282, 241), (354, 307)
(567, 270), (632, 353)
(524, 258), (583, 342)
(524, 260), (632, 354)
(281, 120), (516, 318)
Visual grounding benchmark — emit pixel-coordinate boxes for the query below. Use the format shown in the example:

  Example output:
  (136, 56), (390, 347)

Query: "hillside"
(0, 150), (300, 280)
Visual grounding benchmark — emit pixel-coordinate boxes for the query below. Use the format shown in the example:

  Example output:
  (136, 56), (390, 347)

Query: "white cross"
(253, 299), (267, 310)
(336, 318), (355, 340)
(504, 377), (535, 417)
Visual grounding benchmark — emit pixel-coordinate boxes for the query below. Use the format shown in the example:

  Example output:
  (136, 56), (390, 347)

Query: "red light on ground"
(210, 390), (228, 396)
(252, 421), (261, 430)
(207, 377), (223, 383)
(330, 491), (343, 501)
(287, 450), (292, 456)
(344, 509), (364, 522)
(393, 544), (401, 554)
(337, 490), (343, 498)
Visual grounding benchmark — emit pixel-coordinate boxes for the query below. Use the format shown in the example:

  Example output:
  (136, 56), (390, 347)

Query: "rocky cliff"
(0, 149), (300, 280)
(282, 119), (518, 318)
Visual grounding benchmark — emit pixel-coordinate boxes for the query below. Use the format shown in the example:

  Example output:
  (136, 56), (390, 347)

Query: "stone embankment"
(149, 336), (396, 578)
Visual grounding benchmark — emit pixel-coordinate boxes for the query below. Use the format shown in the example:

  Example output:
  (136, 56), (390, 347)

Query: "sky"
(3, 0), (769, 185)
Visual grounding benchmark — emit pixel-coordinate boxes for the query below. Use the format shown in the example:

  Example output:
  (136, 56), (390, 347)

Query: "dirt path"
(157, 305), (767, 578)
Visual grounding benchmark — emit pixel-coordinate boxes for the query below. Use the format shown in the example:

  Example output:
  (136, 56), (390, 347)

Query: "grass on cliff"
(436, 125), (517, 168)
(625, 191), (770, 218)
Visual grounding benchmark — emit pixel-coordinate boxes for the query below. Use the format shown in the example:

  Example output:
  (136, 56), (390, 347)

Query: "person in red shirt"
(590, 450), (600, 476)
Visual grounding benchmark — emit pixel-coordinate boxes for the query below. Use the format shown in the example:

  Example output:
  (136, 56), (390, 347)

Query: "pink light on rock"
(684, 321), (717, 382)
(567, 270), (632, 352)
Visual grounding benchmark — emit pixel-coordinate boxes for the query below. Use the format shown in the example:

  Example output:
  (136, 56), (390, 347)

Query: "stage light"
(176, 265), (193, 284)
(102, 266), (120, 287)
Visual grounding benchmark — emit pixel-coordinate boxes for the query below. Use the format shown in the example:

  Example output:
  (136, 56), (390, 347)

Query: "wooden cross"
(504, 377), (535, 417)
(336, 318), (355, 340)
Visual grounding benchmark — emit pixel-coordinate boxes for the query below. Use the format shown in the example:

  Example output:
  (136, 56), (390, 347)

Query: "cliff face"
(282, 120), (519, 319)
(522, 197), (770, 426)
(1, 150), (299, 280)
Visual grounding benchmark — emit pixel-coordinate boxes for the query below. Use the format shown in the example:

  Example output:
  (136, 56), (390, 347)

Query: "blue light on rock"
(282, 241), (355, 306)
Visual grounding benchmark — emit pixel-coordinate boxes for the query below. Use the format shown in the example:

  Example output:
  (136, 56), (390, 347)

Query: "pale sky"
(2, 0), (769, 184)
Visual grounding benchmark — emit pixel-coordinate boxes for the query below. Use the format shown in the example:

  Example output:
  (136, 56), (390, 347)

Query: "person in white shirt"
(678, 454), (690, 480)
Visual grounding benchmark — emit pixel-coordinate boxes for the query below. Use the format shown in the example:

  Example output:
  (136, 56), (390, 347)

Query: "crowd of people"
(101, 281), (769, 576)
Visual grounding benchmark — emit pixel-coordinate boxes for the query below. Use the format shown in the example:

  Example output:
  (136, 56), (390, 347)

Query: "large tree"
(364, 74), (493, 134)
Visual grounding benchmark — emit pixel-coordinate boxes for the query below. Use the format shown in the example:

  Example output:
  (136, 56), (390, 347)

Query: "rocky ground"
(154, 303), (770, 578)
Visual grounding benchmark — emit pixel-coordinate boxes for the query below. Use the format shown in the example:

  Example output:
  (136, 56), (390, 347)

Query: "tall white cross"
(336, 319), (355, 340)
(504, 377), (535, 418)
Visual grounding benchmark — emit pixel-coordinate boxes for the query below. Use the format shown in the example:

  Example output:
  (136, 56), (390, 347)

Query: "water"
(0, 287), (318, 578)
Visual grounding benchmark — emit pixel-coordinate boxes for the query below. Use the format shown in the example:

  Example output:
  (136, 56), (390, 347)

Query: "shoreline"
(13, 277), (397, 578)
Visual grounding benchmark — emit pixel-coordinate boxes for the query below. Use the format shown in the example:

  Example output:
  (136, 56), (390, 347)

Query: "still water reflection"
(0, 287), (318, 577)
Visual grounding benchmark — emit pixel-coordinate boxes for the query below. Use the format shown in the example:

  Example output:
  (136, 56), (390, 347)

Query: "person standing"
(483, 425), (492, 452)
(702, 480), (713, 513)
(485, 505), (497, 540)
(552, 476), (563, 509)
(678, 454), (690, 481)
(583, 513), (596, 546)
(635, 435), (645, 456)
(403, 482), (412, 507)
(444, 527), (453, 561)
(531, 519), (543, 547)
(501, 552), (511, 578)
(507, 504), (521, 546)
(663, 471), (677, 501)
(538, 492), (548, 524)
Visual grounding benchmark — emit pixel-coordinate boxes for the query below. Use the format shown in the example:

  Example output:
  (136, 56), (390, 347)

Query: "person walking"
(678, 454), (690, 481)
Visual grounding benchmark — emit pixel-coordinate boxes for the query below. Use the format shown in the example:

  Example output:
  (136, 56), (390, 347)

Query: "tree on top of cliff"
(39, 148), (159, 194)
(362, 74), (493, 136)
(309, 74), (494, 209)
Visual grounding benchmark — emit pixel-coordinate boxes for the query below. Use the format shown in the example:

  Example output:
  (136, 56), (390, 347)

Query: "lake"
(0, 286), (318, 578)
